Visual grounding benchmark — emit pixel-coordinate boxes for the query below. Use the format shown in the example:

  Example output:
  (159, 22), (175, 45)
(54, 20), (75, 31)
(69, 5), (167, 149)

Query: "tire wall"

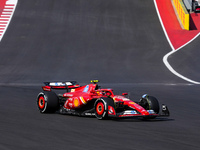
(172, 0), (189, 30)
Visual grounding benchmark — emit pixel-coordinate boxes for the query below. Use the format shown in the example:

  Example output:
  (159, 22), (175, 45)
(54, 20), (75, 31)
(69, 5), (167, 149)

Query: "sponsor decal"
(123, 110), (137, 115)
(65, 82), (72, 85)
(71, 89), (75, 92)
(64, 98), (72, 108)
(129, 102), (136, 105)
(64, 93), (73, 97)
(80, 97), (86, 104)
(85, 113), (95, 116)
(113, 96), (130, 101)
(49, 82), (65, 86)
(83, 85), (89, 92)
(147, 110), (155, 114)
(73, 98), (79, 107)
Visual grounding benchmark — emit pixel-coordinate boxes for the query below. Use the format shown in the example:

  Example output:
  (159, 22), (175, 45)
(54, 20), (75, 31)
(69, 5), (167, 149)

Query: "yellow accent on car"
(129, 102), (136, 105)
(80, 97), (86, 104)
(91, 80), (99, 83)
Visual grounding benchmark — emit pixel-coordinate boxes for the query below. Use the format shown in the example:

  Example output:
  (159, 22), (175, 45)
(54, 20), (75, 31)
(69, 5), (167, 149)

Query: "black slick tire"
(37, 91), (59, 113)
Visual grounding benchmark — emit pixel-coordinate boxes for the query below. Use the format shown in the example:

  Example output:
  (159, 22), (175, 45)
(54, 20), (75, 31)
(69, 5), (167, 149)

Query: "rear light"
(42, 86), (51, 91)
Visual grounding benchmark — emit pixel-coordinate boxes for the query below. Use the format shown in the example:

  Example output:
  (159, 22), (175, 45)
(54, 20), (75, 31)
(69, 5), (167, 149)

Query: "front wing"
(109, 104), (170, 118)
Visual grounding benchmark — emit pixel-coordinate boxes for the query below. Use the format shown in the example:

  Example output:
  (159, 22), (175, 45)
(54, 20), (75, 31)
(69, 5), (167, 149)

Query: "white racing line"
(154, 0), (200, 84)
(0, 0), (18, 42)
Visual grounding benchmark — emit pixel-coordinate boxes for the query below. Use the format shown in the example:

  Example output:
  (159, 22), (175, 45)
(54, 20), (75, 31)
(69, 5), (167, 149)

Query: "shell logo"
(74, 98), (79, 107)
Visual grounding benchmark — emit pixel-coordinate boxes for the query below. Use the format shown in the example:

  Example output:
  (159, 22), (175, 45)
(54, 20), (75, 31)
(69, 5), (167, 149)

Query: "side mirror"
(122, 93), (128, 96)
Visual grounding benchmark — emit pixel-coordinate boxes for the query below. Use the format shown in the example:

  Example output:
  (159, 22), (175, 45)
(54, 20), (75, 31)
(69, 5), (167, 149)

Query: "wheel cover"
(96, 102), (104, 116)
(38, 96), (45, 109)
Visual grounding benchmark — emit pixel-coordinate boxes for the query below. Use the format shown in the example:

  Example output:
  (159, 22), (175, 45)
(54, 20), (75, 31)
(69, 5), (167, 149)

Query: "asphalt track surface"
(168, 38), (200, 83)
(0, 0), (200, 150)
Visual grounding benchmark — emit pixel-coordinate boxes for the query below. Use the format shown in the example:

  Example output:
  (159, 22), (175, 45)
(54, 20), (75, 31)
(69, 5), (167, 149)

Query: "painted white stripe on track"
(153, 0), (200, 84)
(3, 9), (13, 11)
(0, 15), (11, 17)
(4, 6), (14, 8)
(2, 12), (12, 15)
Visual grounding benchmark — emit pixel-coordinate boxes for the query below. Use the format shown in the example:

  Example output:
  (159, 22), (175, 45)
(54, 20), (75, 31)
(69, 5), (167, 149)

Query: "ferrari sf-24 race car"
(37, 80), (170, 120)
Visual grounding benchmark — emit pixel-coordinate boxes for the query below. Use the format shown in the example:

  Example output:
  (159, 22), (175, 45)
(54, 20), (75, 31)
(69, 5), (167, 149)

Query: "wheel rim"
(96, 102), (104, 116)
(38, 96), (45, 109)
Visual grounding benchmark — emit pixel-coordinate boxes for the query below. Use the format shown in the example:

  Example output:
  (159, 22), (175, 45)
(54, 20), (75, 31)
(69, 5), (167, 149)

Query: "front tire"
(139, 95), (160, 119)
(37, 91), (59, 113)
(94, 98), (108, 120)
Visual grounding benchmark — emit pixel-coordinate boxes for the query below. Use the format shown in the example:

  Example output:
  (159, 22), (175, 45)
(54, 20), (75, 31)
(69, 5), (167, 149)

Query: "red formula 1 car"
(37, 80), (170, 120)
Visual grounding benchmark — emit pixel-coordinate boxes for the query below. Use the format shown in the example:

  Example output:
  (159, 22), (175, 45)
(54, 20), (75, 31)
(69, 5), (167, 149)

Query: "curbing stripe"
(0, 0), (18, 42)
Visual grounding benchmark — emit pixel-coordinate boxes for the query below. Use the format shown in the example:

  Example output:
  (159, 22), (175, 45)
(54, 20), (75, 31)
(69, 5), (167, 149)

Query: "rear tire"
(37, 91), (59, 113)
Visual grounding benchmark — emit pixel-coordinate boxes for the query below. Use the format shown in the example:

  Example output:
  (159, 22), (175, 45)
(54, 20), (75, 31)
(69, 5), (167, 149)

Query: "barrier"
(172, 0), (190, 30)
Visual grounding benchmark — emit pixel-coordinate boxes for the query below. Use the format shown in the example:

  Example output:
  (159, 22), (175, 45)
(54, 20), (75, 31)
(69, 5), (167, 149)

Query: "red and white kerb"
(0, 0), (18, 41)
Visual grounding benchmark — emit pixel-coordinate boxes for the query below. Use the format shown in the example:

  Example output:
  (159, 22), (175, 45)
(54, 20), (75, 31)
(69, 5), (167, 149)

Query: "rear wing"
(42, 81), (80, 91)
